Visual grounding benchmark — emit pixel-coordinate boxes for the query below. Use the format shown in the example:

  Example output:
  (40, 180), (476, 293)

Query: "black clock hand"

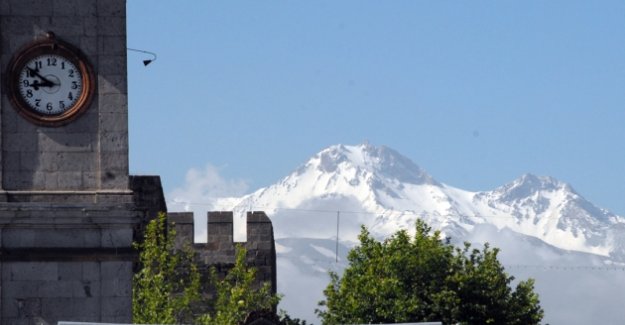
(28, 79), (57, 91)
(27, 67), (55, 86)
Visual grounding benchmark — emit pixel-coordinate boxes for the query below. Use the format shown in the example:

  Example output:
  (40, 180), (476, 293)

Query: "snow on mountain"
(207, 143), (625, 324)
(222, 143), (625, 259)
(474, 173), (622, 256)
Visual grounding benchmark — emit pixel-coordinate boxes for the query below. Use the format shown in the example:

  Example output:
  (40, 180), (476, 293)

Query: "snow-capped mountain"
(222, 143), (624, 259)
(205, 143), (625, 324)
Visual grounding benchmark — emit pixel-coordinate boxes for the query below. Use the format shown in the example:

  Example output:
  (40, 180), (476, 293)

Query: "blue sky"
(126, 1), (625, 215)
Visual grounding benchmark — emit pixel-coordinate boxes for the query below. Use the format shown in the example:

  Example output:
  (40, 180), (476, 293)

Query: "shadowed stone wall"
(168, 211), (277, 295)
(0, 175), (165, 324)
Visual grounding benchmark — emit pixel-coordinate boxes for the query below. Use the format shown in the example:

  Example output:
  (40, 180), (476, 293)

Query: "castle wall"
(168, 211), (277, 294)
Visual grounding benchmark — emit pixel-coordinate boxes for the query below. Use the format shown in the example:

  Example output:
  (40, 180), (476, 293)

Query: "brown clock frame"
(6, 32), (95, 127)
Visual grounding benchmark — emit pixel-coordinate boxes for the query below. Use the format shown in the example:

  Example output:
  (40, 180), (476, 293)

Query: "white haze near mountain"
(169, 143), (625, 324)
(168, 163), (249, 242)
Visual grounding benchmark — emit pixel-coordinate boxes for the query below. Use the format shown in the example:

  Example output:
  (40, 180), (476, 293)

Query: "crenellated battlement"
(167, 211), (277, 293)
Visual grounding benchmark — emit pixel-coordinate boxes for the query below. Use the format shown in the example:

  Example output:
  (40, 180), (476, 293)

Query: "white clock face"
(17, 54), (83, 116)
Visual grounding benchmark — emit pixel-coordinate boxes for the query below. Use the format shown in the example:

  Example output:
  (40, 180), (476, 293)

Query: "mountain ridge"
(204, 143), (625, 324)
(218, 143), (624, 259)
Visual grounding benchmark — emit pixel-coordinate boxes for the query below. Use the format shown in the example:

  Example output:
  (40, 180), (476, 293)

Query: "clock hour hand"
(28, 79), (57, 91)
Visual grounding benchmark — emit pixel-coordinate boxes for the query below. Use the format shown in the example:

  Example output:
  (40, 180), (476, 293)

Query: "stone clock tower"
(0, 1), (163, 323)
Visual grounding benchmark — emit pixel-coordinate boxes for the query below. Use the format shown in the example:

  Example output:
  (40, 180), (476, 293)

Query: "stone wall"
(129, 175), (167, 241)
(0, 202), (140, 324)
(168, 211), (277, 294)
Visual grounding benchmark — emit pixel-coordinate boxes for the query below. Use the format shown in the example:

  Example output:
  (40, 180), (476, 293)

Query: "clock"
(6, 32), (95, 126)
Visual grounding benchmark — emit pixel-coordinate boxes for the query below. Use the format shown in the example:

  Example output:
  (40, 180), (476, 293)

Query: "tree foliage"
(133, 213), (281, 325)
(132, 212), (201, 324)
(317, 220), (544, 325)
(197, 244), (280, 325)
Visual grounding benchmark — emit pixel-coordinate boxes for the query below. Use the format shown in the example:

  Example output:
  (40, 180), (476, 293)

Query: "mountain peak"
(492, 173), (573, 203)
(517, 173), (567, 190)
(311, 143), (437, 185)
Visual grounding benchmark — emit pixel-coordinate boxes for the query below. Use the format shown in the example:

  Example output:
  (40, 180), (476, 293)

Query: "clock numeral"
(68, 69), (75, 78)
(46, 102), (53, 111)
(68, 92), (74, 101)
(35, 99), (41, 107)
(71, 81), (78, 90)
(61, 62), (66, 70)
(22, 80), (30, 87)
(26, 90), (33, 98)
(46, 57), (57, 67)
(34, 61), (42, 69)
(59, 101), (65, 109)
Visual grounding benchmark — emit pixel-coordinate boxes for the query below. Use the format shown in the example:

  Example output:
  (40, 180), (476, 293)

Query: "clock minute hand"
(27, 67), (55, 85)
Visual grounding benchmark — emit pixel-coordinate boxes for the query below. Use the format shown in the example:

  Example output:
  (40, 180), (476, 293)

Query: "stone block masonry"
(0, 175), (168, 324)
(0, 0), (129, 192)
(0, 202), (141, 324)
(168, 211), (278, 295)
(0, 175), (167, 324)
(0, 0), (140, 322)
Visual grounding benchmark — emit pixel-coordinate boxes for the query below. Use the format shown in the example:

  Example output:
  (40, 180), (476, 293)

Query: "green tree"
(197, 244), (280, 325)
(132, 212), (201, 324)
(317, 220), (543, 325)
(133, 214), (284, 325)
